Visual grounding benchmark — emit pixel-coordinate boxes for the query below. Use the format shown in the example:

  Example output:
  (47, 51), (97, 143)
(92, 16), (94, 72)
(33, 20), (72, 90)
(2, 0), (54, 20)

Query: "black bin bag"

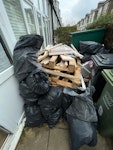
(67, 115), (97, 150)
(24, 104), (46, 127)
(13, 34), (43, 82)
(79, 41), (109, 62)
(63, 84), (98, 150)
(61, 94), (73, 118)
(19, 81), (38, 104)
(64, 85), (97, 122)
(26, 68), (50, 95)
(38, 86), (63, 127)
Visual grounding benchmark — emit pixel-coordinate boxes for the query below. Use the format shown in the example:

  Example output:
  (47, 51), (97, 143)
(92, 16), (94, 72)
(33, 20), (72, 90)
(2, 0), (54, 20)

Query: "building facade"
(77, 0), (113, 31)
(0, 0), (61, 149)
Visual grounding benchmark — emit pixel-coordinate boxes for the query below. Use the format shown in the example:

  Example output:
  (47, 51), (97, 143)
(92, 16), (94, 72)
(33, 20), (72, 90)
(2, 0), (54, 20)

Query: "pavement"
(16, 119), (113, 150)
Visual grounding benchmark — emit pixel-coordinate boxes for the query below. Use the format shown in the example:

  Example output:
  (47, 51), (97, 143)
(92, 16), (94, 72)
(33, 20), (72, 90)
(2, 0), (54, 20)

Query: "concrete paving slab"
(80, 133), (113, 150)
(55, 119), (68, 130)
(16, 124), (49, 150)
(16, 120), (113, 150)
(48, 128), (70, 150)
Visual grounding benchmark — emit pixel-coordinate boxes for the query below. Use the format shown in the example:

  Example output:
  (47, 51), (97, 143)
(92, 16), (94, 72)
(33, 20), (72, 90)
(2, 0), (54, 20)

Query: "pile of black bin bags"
(13, 34), (98, 150)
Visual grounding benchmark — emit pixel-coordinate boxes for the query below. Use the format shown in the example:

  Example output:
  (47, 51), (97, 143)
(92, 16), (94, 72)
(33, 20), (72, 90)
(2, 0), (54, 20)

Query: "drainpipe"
(49, 0), (61, 26)
(49, 0), (61, 44)
(50, 2), (54, 44)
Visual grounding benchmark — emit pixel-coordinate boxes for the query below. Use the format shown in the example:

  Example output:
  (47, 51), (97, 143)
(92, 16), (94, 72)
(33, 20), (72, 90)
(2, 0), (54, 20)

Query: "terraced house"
(77, 0), (113, 31)
(0, 0), (61, 149)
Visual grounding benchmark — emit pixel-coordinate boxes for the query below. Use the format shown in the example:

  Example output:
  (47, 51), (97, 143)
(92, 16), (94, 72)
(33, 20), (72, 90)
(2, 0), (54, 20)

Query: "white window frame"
(0, 3), (25, 150)
(0, 0), (16, 84)
(20, 0), (37, 34)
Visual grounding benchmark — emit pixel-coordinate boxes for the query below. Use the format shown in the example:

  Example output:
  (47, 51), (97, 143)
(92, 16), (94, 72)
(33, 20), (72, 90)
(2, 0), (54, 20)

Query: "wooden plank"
(49, 55), (58, 67)
(62, 78), (69, 82)
(51, 79), (74, 87)
(68, 58), (76, 72)
(65, 61), (68, 67)
(38, 51), (49, 62)
(77, 58), (81, 64)
(44, 68), (80, 84)
(60, 55), (73, 61)
(38, 50), (45, 56)
(43, 64), (73, 73)
(47, 43), (63, 51)
(40, 56), (50, 65)
(74, 64), (81, 82)
(70, 44), (83, 59)
(49, 50), (75, 56)
(50, 75), (60, 82)
(81, 75), (86, 90)
(71, 79), (81, 86)
(69, 64), (82, 86)
(59, 60), (67, 68)
(56, 80), (74, 87)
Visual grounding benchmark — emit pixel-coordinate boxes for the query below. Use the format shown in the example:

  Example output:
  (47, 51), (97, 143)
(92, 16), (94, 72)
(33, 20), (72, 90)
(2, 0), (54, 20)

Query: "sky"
(58, 0), (102, 26)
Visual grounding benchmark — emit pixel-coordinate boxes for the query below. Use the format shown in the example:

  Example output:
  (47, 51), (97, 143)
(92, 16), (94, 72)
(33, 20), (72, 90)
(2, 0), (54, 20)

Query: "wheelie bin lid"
(102, 69), (113, 87)
(91, 54), (113, 69)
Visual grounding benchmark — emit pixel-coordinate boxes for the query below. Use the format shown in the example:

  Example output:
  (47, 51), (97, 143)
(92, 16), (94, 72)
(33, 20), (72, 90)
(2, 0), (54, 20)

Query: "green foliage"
(86, 13), (113, 29)
(54, 25), (77, 45)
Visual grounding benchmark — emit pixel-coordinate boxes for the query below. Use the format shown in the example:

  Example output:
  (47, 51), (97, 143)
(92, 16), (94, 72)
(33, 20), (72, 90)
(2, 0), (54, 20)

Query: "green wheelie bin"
(70, 28), (106, 49)
(97, 69), (113, 136)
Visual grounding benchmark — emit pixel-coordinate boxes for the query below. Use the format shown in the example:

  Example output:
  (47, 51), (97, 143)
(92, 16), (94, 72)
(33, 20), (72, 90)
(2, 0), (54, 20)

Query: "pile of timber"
(37, 43), (86, 88)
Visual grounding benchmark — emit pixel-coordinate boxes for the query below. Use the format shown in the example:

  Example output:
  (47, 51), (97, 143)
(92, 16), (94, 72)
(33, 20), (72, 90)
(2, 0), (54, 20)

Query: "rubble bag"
(67, 115), (97, 150)
(24, 104), (46, 127)
(26, 68), (50, 95)
(13, 34), (43, 82)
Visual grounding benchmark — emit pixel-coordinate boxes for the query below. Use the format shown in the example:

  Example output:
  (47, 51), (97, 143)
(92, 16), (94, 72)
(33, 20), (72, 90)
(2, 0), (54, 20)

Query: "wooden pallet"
(37, 44), (83, 87)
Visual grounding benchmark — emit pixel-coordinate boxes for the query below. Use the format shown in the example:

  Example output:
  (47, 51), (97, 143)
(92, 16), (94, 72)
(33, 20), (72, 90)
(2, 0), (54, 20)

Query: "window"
(103, 3), (109, 14)
(3, 0), (27, 40)
(37, 13), (43, 36)
(47, 20), (51, 43)
(43, 18), (48, 45)
(23, 1), (36, 34)
(0, 36), (12, 73)
(37, 0), (40, 10)
(97, 7), (102, 18)
(42, 0), (46, 14)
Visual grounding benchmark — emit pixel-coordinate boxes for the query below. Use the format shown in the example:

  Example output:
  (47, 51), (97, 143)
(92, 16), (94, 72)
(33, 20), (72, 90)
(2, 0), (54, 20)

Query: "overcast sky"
(58, 0), (102, 26)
